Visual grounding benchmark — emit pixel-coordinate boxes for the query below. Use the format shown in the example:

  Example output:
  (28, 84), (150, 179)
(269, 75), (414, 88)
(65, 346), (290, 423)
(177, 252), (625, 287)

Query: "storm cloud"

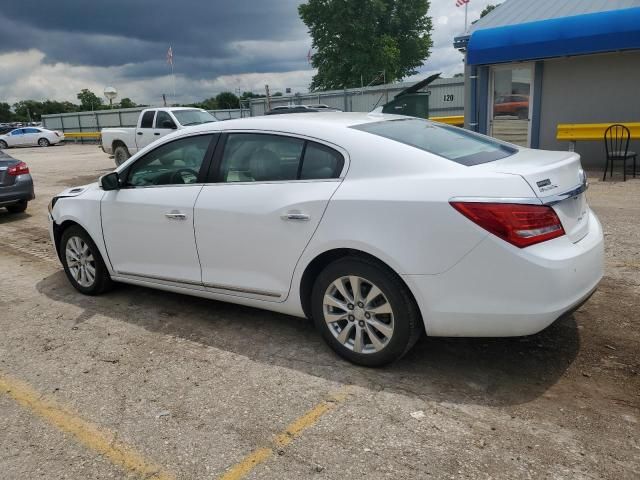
(0, 0), (493, 104)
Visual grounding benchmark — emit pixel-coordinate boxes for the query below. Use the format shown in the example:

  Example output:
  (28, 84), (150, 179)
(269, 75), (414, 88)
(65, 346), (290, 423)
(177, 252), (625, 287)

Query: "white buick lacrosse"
(49, 113), (604, 366)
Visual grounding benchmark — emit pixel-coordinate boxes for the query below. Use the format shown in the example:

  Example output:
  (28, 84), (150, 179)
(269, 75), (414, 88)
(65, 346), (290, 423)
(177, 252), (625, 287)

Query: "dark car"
(0, 151), (35, 213)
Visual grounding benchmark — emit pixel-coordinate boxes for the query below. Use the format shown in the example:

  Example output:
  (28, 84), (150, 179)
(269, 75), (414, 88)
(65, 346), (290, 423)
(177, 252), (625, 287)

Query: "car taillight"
(54, 131), (61, 137)
(7, 161), (29, 176)
(450, 202), (565, 248)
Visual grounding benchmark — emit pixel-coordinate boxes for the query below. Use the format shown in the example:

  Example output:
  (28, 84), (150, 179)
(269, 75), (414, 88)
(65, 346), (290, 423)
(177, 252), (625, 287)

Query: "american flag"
(456, 0), (470, 6)
(166, 46), (173, 66)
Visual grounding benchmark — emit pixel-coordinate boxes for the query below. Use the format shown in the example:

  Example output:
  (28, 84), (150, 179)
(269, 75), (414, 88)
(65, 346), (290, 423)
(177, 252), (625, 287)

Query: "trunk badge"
(536, 178), (558, 192)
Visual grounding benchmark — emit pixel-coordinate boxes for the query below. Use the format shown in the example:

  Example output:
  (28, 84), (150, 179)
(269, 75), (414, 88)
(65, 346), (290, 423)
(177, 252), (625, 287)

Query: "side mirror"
(100, 172), (121, 191)
(162, 120), (177, 129)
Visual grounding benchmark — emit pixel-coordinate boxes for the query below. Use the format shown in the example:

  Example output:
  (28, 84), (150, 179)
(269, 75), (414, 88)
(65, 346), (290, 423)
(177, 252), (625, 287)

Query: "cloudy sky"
(0, 0), (494, 106)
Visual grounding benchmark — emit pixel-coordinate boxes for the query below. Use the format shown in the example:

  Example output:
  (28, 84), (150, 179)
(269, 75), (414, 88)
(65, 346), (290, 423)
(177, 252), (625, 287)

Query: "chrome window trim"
(119, 183), (206, 190)
(202, 179), (341, 187)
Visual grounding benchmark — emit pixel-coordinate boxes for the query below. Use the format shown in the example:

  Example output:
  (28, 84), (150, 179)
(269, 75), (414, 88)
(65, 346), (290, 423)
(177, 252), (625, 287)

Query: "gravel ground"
(0, 144), (638, 479)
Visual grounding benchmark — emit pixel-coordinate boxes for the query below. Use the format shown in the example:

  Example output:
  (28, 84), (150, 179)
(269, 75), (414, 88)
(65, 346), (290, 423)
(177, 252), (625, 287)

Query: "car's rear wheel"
(6, 201), (27, 213)
(311, 256), (422, 367)
(0, 140), (7, 149)
(38, 138), (50, 147)
(60, 225), (113, 295)
(113, 145), (130, 165)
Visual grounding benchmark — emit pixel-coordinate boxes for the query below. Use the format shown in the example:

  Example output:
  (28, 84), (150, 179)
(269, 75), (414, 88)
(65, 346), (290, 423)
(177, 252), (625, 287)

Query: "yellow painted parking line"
(0, 371), (175, 480)
(219, 388), (351, 480)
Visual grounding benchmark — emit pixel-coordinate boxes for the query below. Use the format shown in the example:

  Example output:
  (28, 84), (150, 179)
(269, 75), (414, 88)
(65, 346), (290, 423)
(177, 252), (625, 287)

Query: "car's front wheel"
(38, 138), (50, 147)
(60, 225), (113, 295)
(0, 140), (8, 149)
(311, 256), (422, 367)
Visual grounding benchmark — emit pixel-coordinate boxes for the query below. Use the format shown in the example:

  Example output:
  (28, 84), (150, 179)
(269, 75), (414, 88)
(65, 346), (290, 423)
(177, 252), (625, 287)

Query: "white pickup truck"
(101, 107), (217, 165)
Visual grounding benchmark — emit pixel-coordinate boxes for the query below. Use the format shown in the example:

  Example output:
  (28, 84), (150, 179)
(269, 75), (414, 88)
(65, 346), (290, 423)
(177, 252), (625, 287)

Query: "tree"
(215, 92), (240, 109)
(13, 100), (43, 121)
(453, 73), (464, 78)
(473, 4), (500, 24)
(299, 0), (433, 91)
(0, 102), (14, 122)
(76, 89), (103, 111)
(240, 91), (266, 100)
(11, 100), (78, 122)
(480, 4), (499, 18)
(119, 98), (137, 109)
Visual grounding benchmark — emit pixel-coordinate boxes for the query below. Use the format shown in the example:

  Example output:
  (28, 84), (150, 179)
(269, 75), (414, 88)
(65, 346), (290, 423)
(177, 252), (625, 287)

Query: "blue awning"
(467, 7), (640, 65)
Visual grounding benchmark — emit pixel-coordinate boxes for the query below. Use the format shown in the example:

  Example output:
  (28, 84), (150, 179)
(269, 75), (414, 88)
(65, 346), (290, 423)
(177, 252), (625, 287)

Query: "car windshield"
(352, 118), (517, 166)
(172, 110), (217, 126)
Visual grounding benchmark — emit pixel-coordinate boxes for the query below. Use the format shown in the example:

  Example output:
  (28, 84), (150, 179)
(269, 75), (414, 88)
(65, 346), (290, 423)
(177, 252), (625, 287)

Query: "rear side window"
(218, 133), (344, 182)
(300, 142), (344, 180)
(140, 111), (155, 128)
(351, 118), (516, 166)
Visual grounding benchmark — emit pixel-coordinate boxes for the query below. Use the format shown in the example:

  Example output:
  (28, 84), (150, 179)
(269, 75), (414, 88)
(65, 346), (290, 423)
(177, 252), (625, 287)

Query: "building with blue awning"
(454, 0), (640, 167)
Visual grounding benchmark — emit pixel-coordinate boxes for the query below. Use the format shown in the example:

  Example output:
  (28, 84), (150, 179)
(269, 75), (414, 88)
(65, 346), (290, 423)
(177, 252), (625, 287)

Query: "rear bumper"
(404, 210), (604, 337)
(0, 175), (35, 206)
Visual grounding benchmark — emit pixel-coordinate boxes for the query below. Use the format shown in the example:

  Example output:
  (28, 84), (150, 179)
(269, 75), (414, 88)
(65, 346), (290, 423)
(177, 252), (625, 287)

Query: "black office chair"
(603, 124), (637, 181)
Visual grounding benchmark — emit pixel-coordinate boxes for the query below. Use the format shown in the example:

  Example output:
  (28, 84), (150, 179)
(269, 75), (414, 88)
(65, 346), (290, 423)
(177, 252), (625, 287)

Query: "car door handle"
(137, 132), (143, 136)
(282, 212), (310, 221)
(154, 132), (160, 136)
(165, 211), (186, 220)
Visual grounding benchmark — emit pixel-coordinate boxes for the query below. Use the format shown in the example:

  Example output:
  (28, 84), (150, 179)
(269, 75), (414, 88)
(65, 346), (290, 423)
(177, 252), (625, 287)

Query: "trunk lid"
(476, 149), (589, 243)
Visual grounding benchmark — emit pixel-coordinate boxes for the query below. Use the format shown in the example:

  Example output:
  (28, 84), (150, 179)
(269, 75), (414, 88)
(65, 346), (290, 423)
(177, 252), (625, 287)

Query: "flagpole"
(465, 3), (468, 32)
(171, 61), (176, 104)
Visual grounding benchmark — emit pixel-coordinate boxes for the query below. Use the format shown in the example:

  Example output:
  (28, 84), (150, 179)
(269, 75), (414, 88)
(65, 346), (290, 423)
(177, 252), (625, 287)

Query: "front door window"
(490, 66), (532, 147)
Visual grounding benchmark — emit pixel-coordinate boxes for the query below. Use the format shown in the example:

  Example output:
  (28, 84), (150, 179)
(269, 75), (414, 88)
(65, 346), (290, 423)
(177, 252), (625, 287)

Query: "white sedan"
(48, 113), (604, 366)
(0, 127), (64, 149)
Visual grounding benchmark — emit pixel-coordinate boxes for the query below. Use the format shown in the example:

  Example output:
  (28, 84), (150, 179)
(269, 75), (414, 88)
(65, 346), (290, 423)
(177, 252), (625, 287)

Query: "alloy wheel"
(323, 275), (395, 354)
(65, 236), (96, 287)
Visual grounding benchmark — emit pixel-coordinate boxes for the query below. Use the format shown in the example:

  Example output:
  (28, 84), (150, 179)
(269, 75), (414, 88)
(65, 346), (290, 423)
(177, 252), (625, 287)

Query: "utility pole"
(162, 94), (167, 107)
(265, 84), (271, 112)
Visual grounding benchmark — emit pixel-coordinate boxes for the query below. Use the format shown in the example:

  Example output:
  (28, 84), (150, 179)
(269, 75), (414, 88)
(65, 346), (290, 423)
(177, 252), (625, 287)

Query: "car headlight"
(48, 196), (60, 214)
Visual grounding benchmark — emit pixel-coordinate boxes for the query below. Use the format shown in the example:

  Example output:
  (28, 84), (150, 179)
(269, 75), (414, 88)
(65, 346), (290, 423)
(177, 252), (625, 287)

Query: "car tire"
(38, 138), (50, 147)
(311, 256), (422, 367)
(0, 140), (7, 149)
(60, 225), (113, 295)
(6, 201), (27, 213)
(517, 109), (527, 120)
(113, 145), (130, 165)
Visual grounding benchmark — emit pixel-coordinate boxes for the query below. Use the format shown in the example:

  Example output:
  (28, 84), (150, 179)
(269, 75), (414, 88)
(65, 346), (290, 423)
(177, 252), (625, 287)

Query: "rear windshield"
(351, 118), (517, 166)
